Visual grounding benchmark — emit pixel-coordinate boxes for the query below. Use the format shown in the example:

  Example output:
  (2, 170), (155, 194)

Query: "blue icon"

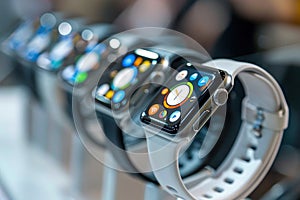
(112, 90), (126, 103)
(198, 76), (209, 87)
(122, 54), (136, 67)
(189, 73), (198, 81)
(169, 111), (181, 123)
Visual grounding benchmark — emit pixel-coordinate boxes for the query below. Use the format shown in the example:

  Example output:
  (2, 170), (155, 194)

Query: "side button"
(193, 110), (211, 132)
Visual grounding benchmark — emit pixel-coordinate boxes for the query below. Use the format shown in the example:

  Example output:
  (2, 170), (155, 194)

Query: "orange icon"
(161, 88), (169, 95)
(134, 57), (143, 66)
(148, 104), (160, 116)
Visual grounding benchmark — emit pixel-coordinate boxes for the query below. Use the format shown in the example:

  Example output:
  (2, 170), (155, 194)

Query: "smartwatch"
(19, 14), (62, 62)
(59, 24), (116, 90)
(94, 47), (165, 179)
(64, 34), (156, 150)
(1, 12), (63, 100)
(35, 18), (87, 72)
(1, 12), (63, 56)
(141, 59), (289, 199)
(93, 46), (221, 184)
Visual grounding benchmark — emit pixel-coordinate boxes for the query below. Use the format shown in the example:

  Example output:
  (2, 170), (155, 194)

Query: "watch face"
(6, 21), (36, 52)
(141, 61), (226, 134)
(23, 28), (54, 61)
(95, 48), (161, 110)
(61, 43), (106, 85)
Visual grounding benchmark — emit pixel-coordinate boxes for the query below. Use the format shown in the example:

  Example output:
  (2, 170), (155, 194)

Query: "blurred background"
(0, 0), (300, 200)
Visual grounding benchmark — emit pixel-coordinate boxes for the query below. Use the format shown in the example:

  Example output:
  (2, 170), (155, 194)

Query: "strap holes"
(187, 152), (193, 160)
(233, 167), (244, 174)
(213, 187), (224, 193)
(166, 185), (178, 194)
(241, 156), (251, 162)
(224, 178), (234, 184)
(179, 162), (184, 168)
(249, 144), (257, 151)
(203, 194), (212, 199)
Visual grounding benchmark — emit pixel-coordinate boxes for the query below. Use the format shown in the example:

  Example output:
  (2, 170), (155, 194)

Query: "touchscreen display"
(95, 48), (161, 110)
(61, 43), (106, 85)
(141, 62), (225, 134)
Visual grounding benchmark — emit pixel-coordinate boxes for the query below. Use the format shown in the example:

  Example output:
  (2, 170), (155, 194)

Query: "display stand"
(70, 134), (85, 194)
(28, 95), (48, 152)
(47, 118), (64, 163)
(144, 183), (167, 200)
(101, 152), (118, 200)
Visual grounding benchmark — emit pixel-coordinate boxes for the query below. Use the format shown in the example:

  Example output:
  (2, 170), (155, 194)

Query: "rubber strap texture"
(146, 59), (289, 200)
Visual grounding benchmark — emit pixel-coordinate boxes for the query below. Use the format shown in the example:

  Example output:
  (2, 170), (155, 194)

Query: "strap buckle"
(242, 99), (288, 134)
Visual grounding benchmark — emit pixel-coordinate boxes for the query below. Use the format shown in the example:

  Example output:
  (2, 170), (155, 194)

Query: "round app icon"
(159, 110), (167, 119)
(134, 57), (143, 66)
(76, 52), (99, 72)
(175, 70), (188, 81)
(161, 88), (169, 95)
(122, 54), (136, 67)
(189, 73), (198, 81)
(62, 65), (74, 80)
(139, 60), (151, 73)
(110, 70), (118, 78)
(169, 111), (181, 123)
(105, 90), (114, 99)
(112, 90), (126, 104)
(112, 67), (137, 90)
(198, 76), (210, 87)
(148, 104), (160, 116)
(50, 38), (73, 62)
(75, 72), (88, 83)
(165, 82), (193, 108)
(96, 84), (110, 96)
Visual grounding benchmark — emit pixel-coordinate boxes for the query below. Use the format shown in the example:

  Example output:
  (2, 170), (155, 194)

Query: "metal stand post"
(101, 151), (118, 200)
(70, 134), (85, 195)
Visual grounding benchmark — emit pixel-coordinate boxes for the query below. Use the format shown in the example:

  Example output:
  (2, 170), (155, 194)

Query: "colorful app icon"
(176, 70), (188, 81)
(134, 57), (143, 66)
(112, 67), (138, 90)
(112, 90), (126, 104)
(97, 84), (110, 96)
(161, 88), (169, 95)
(139, 60), (151, 73)
(75, 72), (88, 83)
(62, 65), (74, 80)
(110, 70), (118, 78)
(164, 82), (193, 109)
(148, 104), (160, 116)
(198, 76), (210, 87)
(169, 111), (181, 123)
(159, 110), (167, 119)
(105, 90), (114, 99)
(189, 73), (198, 81)
(122, 54), (136, 67)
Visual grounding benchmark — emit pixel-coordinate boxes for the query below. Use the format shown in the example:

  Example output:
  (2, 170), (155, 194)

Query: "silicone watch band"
(146, 59), (289, 200)
(97, 112), (158, 183)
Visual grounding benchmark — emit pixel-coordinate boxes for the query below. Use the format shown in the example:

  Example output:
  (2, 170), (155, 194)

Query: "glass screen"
(140, 61), (225, 134)
(95, 48), (161, 110)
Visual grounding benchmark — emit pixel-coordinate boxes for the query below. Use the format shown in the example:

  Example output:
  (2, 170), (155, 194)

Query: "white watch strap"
(146, 59), (289, 200)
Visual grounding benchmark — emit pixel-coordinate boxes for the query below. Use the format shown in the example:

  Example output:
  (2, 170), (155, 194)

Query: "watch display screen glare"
(95, 49), (161, 110)
(141, 62), (224, 134)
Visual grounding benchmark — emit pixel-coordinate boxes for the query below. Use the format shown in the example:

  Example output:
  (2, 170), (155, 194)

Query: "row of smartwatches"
(1, 11), (226, 199)
(2, 12), (118, 86)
